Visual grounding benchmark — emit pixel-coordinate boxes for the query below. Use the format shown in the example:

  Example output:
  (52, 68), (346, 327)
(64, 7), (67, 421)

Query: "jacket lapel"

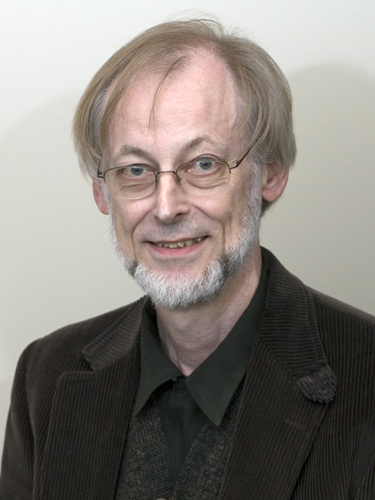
(220, 250), (337, 500)
(39, 304), (143, 500)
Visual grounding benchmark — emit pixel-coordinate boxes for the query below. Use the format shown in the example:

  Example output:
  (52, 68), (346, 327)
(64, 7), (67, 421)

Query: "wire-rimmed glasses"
(97, 144), (253, 200)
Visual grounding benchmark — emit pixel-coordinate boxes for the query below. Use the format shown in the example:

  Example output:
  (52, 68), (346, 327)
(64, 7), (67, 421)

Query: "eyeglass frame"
(96, 144), (254, 198)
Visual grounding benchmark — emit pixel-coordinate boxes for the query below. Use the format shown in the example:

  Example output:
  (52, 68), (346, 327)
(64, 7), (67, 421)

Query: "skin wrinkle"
(113, 135), (218, 167)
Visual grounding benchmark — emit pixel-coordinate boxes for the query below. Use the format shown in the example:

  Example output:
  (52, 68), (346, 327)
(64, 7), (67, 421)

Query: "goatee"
(109, 164), (262, 310)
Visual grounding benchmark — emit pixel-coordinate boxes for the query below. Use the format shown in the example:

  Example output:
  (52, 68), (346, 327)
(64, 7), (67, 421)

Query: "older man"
(1, 19), (375, 500)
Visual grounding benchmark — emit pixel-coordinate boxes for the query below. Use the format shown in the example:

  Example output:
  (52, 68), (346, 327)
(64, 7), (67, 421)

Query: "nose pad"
(155, 170), (182, 189)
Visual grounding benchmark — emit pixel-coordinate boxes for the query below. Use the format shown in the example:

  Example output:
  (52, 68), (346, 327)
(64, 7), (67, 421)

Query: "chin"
(108, 164), (263, 309)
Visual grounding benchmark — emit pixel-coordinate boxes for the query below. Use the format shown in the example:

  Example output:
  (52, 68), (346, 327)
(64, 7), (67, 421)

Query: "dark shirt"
(133, 252), (269, 484)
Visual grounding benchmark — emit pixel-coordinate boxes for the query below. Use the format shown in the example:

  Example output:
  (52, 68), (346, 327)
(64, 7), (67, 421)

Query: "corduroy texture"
(0, 248), (375, 499)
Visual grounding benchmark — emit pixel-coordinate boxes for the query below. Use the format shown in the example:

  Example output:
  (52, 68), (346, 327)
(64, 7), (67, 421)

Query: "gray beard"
(109, 164), (262, 310)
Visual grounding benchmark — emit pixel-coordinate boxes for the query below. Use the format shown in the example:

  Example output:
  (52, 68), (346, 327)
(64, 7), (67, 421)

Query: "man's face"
(95, 51), (262, 308)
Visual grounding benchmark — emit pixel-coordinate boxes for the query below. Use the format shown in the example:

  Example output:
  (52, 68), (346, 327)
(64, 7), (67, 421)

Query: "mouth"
(152, 236), (206, 249)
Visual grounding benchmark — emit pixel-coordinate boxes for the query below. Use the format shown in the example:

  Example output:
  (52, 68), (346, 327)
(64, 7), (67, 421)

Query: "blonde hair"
(73, 18), (296, 184)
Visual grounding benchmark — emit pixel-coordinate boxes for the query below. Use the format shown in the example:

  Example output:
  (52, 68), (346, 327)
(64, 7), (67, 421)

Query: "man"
(1, 18), (375, 500)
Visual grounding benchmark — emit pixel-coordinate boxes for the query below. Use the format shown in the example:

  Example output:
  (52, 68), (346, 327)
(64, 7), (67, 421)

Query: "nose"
(153, 170), (189, 223)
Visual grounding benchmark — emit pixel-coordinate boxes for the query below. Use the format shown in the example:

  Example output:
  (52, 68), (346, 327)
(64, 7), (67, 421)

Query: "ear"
(261, 161), (289, 203)
(92, 180), (109, 215)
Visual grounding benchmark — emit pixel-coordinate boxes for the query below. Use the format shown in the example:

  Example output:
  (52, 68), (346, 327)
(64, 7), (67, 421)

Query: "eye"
(129, 166), (147, 177)
(196, 159), (214, 171)
(183, 157), (223, 176)
(114, 165), (151, 179)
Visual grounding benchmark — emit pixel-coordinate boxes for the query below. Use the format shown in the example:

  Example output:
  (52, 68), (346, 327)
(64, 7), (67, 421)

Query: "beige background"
(1, 0), (374, 454)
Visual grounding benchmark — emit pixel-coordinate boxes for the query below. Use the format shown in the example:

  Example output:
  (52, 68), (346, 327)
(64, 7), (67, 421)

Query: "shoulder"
(307, 286), (375, 348)
(309, 286), (375, 326)
(263, 246), (375, 330)
(31, 296), (145, 354)
(307, 287), (375, 373)
(7, 298), (145, 435)
(262, 247), (375, 376)
(19, 297), (146, 390)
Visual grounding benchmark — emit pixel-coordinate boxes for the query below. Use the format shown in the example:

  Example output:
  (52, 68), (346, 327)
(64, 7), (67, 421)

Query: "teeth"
(156, 237), (205, 249)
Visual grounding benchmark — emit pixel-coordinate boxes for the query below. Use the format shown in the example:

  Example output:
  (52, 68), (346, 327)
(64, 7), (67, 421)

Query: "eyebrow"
(114, 135), (217, 163)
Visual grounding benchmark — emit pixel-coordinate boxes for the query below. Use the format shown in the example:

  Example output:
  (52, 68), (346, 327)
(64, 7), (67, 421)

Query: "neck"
(155, 245), (263, 376)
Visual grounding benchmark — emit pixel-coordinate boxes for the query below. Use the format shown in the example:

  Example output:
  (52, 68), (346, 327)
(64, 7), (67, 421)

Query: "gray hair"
(73, 18), (296, 212)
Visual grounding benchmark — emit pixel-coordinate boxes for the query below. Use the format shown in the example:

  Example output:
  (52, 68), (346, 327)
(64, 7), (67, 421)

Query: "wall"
(1, 0), (374, 455)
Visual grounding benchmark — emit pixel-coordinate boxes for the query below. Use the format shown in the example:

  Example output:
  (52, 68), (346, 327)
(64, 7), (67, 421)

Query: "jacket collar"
(82, 297), (146, 370)
(258, 248), (336, 402)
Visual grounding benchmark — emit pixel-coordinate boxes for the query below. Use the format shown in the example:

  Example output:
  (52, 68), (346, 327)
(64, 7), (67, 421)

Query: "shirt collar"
(133, 304), (181, 415)
(134, 250), (269, 425)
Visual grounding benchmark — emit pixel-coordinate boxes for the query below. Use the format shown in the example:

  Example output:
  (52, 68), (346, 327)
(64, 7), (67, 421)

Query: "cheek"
(111, 199), (149, 247)
(223, 184), (254, 246)
(110, 202), (134, 247)
(223, 177), (249, 228)
(197, 191), (241, 242)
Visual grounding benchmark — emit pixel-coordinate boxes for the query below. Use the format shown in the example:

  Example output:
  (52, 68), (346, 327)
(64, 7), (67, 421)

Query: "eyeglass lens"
(104, 159), (231, 200)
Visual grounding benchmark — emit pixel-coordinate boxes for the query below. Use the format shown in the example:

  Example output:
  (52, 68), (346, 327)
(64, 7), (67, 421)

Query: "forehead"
(108, 50), (240, 154)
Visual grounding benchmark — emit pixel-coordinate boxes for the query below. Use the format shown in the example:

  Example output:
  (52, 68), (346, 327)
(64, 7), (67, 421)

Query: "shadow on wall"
(0, 93), (144, 454)
(1, 94), (81, 360)
(0, 94), (80, 455)
(262, 63), (375, 314)
(291, 63), (374, 189)
(0, 91), (141, 359)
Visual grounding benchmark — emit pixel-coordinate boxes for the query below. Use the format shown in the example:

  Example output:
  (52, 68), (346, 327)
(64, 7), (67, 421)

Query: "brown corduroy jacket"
(1, 249), (375, 500)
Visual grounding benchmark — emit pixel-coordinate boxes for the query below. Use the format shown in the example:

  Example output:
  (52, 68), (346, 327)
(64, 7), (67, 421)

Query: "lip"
(152, 236), (206, 248)
(145, 236), (208, 257)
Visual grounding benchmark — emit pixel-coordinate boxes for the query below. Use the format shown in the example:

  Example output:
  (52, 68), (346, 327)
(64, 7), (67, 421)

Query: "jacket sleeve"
(0, 343), (35, 499)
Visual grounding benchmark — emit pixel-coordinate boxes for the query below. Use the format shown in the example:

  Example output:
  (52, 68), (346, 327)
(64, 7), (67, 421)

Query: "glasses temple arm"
(229, 144), (254, 170)
(97, 160), (104, 178)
